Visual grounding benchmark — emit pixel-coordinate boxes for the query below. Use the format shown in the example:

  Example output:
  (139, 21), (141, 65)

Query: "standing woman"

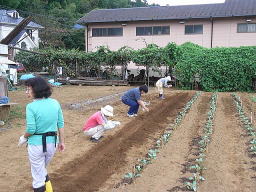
(18, 76), (65, 192)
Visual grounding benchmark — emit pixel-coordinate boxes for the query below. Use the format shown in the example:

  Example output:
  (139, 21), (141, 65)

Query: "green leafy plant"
(174, 43), (256, 91)
(122, 92), (201, 182)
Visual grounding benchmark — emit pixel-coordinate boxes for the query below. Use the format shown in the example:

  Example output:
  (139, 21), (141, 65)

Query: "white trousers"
(84, 125), (106, 140)
(28, 143), (56, 188)
(156, 80), (164, 94)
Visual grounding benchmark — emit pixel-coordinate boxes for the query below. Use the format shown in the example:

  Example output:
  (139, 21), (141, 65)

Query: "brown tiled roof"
(78, 0), (256, 24)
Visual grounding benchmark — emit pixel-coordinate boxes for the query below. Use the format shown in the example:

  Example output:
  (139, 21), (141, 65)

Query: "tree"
(132, 44), (165, 86)
(108, 46), (133, 80)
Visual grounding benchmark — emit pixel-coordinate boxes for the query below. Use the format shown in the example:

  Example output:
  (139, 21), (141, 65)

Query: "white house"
(0, 9), (43, 58)
(0, 44), (18, 84)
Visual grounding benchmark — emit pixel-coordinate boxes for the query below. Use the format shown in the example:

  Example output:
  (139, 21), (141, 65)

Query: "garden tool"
(45, 175), (53, 192)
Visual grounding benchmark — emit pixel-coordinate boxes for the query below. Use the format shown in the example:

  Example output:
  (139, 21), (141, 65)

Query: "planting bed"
(1, 87), (256, 192)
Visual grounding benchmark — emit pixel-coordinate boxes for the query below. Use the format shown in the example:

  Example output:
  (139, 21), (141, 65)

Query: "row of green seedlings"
(231, 94), (256, 155)
(185, 93), (218, 191)
(123, 92), (202, 181)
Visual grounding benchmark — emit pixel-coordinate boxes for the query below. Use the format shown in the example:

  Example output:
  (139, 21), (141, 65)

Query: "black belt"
(34, 132), (57, 152)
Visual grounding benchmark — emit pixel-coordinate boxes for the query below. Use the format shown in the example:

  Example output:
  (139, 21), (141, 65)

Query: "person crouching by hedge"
(155, 76), (172, 99)
(18, 76), (65, 192)
(121, 85), (149, 117)
(83, 105), (114, 142)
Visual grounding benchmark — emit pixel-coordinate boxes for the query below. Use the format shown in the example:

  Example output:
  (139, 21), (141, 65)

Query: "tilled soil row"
(198, 94), (256, 192)
(115, 93), (211, 192)
(51, 92), (193, 192)
(167, 94), (212, 192)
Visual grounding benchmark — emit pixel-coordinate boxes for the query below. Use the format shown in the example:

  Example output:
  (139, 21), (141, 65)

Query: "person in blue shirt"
(121, 85), (149, 117)
(155, 76), (172, 99)
(18, 76), (65, 192)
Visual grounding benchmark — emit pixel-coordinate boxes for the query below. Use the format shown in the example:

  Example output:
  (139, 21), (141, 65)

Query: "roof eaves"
(82, 14), (256, 24)
(0, 21), (44, 29)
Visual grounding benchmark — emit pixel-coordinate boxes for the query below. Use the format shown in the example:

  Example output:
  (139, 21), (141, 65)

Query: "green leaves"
(185, 93), (218, 191)
(232, 94), (256, 156)
(123, 92), (201, 183)
(147, 149), (159, 159)
(174, 43), (256, 91)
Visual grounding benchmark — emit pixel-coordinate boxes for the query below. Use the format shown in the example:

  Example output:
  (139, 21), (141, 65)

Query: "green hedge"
(15, 42), (256, 91)
(174, 43), (256, 92)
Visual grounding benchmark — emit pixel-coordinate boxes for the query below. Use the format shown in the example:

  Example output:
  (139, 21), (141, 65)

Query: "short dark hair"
(25, 76), (52, 99)
(139, 85), (148, 93)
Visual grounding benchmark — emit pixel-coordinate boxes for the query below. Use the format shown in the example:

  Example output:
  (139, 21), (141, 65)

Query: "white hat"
(166, 76), (171, 81)
(101, 105), (114, 117)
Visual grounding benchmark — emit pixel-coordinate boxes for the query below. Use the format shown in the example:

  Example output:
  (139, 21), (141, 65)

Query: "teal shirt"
(26, 98), (64, 145)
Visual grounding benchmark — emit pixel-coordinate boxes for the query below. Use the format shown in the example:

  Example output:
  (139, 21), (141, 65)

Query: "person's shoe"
(33, 186), (46, 192)
(160, 96), (165, 99)
(90, 136), (104, 143)
(134, 114), (138, 117)
(45, 175), (53, 192)
(127, 113), (134, 117)
(90, 137), (99, 143)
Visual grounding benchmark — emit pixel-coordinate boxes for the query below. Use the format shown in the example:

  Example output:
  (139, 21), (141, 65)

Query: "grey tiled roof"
(9, 30), (26, 45)
(0, 10), (43, 29)
(78, 0), (256, 24)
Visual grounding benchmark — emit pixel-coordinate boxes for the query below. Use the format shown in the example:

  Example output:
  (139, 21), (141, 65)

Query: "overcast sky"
(147, 0), (225, 6)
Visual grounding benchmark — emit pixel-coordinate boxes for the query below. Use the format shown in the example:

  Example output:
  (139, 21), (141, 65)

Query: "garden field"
(0, 86), (256, 192)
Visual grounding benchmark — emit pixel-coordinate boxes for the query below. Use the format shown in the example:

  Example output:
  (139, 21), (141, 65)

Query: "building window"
(185, 25), (203, 34)
(237, 23), (256, 33)
(13, 11), (19, 18)
(21, 42), (27, 50)
(136, 26), (170, 36)
(92, 28), (123, 37)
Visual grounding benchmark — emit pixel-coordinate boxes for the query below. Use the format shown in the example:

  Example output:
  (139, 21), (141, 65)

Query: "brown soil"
(2, 88), (256, 192)
(238, 93), (256, 126)
(0, 86), (131, 192)
(111, 93), (211, 192)
(50, 92), (192, 192)
(198, 93), (256, 192)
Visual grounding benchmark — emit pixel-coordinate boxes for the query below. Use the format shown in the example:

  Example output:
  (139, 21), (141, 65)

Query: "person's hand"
(144, 107), (149, 112)
(58, 142), (65, 152)
(18, 135), (27, 147)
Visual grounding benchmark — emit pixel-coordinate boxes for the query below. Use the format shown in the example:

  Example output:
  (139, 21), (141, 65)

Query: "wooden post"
(146, 65), (149, 87)
(53, 60), (58, 82)
(75, 59), (80, 77)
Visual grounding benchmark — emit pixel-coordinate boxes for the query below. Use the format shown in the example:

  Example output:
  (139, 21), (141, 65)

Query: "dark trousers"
(122, 98), (139, 115)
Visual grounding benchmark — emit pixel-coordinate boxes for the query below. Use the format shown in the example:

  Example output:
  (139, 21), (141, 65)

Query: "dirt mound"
(51, 92), (192, 192)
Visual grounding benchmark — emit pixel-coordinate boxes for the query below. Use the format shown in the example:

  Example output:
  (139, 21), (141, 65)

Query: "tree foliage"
(0, 0), (149, 49)
(15, 41), (256, 91)
(174, 43), (256, 91)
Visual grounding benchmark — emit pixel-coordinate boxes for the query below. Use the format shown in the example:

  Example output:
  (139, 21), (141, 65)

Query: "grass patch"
(8, 106), (24, 120)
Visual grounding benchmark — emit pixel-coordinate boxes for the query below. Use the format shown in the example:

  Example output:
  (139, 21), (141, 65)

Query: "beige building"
(78, 0), (256, 76)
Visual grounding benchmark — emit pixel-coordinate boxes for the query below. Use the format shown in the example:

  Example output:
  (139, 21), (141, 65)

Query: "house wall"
(212, 17), (256, 47)
(86, 17), (256, 77)
(0, 24), (39, 48)
(87, 16), (256, 50)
